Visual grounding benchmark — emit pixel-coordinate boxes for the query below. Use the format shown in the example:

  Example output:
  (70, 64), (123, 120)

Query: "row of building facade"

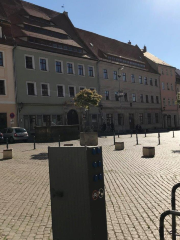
(0, 0), (179, 133)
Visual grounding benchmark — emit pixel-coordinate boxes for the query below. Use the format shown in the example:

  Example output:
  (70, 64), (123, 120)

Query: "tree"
(176, 92), (180, 105)
(74, 89), (102, 131)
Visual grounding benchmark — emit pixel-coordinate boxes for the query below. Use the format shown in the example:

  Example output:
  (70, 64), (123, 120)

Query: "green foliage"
(74, 89), (102, 109)
(176, 92), (180, 105)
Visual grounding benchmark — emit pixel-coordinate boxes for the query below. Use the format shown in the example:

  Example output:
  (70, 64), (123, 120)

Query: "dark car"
(1, 127), (29, 143)
(0, 132), (4, 143)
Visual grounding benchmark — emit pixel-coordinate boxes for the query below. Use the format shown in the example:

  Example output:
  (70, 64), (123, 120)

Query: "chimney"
(63, 11), (68, 17)
(128, 40), (131, 45)
(143, 45), (147, 53)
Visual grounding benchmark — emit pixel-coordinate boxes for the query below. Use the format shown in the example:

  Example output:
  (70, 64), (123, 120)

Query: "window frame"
(140, 94), (143, 103)
(156, 96), (159, 104)
(155, 79), (158, 87)
(39, 57), (48, 71)
(139, 113), (143, 124)
(67, 62), (75, 74)
(26, 81), (37, 96)
(25, 55), (35, 70)
(144, 77), (148, 85)
(146, 95), (149, 103)
(105, 90), (109, 100)
(132, 93), (136, 102)
(79, 86), (86, 91)
(131, 74), (135, 83)
(55, 60), (63, 74)
(78, 64), (85, 76)
(0, 51), (4, 67)
(151, 95), (154, 103)
(68, 85), (76, 98)
(88, 66), (95, 77)
(150, 78), (153, 86)
(139, 76), (143, 84)
(123, 73), (126, 81)
(0, 79), (6, 95)
(57, 84), (65, 98)
(103, 69), (108, 79)
(41, 83), (50, 97)
(113, 71), (118, 80)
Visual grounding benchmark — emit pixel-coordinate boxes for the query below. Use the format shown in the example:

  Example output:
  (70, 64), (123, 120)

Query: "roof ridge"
(76, 27), (135, 48)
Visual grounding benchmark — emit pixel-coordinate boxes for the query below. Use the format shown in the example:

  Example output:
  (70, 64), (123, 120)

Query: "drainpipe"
(12, 41), (18, 126)
(96, 60), (101, 130)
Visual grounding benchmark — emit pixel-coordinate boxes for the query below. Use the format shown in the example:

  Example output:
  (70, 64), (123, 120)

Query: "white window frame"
(24, 55), (35, 70)
(67, 62), (75, 74)
(68, 85), (76, 97)
(0, 51), (5, 67)
(55, 60), (63, 74)
(41, 83), (50, 97)
(79, 86), (86, 91)
(39, 57), (49, 71)
(103, 69), (108, 79)
(78, 64), (85, 76)
(139, 76), (142, 84)
(26, 81), (37, 96)
(0, 79), (6, 95)
(132, 93), (136, 102)
(88, 65), (95, 77)
(57, 84), (65, 98)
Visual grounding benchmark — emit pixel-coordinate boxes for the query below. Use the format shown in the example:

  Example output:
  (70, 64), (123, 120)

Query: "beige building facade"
(144, 52), (178, 128)
(0, 44), (17, 129)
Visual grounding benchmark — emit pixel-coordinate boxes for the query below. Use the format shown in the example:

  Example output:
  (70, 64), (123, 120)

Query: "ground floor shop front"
(0, 104), (17, 129)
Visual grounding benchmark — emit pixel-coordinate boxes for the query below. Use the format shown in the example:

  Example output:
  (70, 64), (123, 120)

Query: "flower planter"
(3, 149), (13, 159)
(115, 142), (124, 150)
(143, 147), (155, 158)
(80, 132), (98, 146)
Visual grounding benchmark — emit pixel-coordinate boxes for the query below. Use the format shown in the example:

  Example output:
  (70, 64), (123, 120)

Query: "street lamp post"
(117, 66), (124, 99)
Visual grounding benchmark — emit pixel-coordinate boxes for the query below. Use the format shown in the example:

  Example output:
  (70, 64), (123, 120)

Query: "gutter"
(12, 41), (18, 126)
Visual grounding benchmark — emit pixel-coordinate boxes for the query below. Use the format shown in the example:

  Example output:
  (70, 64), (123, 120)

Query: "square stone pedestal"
(115, 142), (124, 150)
(143, 147), (155, 158)
(3, 149), (13, 159)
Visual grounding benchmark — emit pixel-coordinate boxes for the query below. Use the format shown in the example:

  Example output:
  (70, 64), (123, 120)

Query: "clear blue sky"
(27, 0), (180, 69)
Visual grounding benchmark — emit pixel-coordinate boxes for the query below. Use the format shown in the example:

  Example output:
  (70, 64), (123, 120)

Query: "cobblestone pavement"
(1, 131), (180, 239)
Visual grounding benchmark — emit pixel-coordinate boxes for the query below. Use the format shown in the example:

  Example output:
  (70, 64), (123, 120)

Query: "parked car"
(1, 127), (29, 143)
(0, 132), (4, 143)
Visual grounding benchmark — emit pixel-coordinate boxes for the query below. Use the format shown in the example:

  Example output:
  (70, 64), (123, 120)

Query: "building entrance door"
(67, 109), (79, 125)
(129, 113), (134, 130)
(0, 113), (7, 130)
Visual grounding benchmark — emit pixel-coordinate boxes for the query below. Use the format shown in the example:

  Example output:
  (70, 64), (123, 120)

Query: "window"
(144, 77), (147, 85)
(172, 99), (174, 105)
(118, 114), (124, 125)
(106, 114), (113, 125)
(56, 61), (62, 73)
(147, 113), (151, 124)
(155, 113), (159, 123)
(163, 98), (166, 106)
(92, 114), (97, 122)
(131, 74), (135, 83)
(52, 115), (63, 125)
(69, 86), (75, 97)
(124, 93), (128, 102)
(171, 84), (173, 90)
(162, 82), (165, 90)
(43, 115), (51, 127)
(40, 58), (47, 71)
(168, 98), (170, 105)
(151, 96), (154, 103)
(113, 71), (117, 80)
(150, 78), (153, 86)
(27, 82), (36, 96)
(155, 79), (158, 86)
(57, 85), (64, 97)
(132, 93), (136, 102)
(105, 91), (109, 100)
(140, 94), (143, 103)
(41, 83), (49, 96)
(146, 95), (149, 103)
(167, 83), (169, 90)
(103, 69), (108, 79)
(78, 65), (84, 76)
(139, 113), (143, 124)
(166, 69), (168, 75)
(139, 76), (142, 84)
(115, 92), (119, 101)
(0, 52), (3, 66)
(88, 66), (94, 77)
(25, 56), (34, 69)
(123, 73), (126, 81)
(0, 80), (5, 95)
(67, 63), (73, 74)
(79, 86), (85, 91)
(90, 88), (95, 91)
(156, 96), (159, 104)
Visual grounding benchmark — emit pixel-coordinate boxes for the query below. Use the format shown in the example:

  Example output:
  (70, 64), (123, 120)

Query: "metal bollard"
(136, 133), (138, 145)
(158, 133), (160, 145)
(114, 131), (115, 145)
(34, 136), (36, 149)
(118, 130), (119, 138)
(131, 131), (132, 137)
(59, 135), (60, 147)
(145, 129), (146, 137)
(6, 137), (8, 150)
(173, 131), (174, 138)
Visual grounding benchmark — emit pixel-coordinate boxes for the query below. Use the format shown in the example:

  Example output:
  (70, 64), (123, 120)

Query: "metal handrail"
(160, 210), (180, 240)
(171, 183), (180, 240)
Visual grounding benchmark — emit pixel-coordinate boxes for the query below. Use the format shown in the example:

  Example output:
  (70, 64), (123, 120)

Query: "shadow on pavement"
(172, 150), (180, 154)
(31, 153), (48, 160)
